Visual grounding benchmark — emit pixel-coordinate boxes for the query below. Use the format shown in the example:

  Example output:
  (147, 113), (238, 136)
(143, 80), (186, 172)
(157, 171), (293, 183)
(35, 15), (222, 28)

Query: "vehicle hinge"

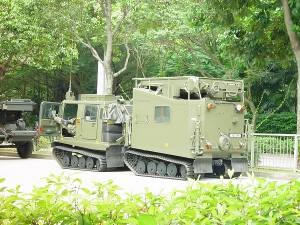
(191, 118), (203, 155)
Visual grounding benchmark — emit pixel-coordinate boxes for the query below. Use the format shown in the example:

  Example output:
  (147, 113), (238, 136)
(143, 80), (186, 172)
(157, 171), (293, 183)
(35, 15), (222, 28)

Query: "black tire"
(16, 141), (33, 159)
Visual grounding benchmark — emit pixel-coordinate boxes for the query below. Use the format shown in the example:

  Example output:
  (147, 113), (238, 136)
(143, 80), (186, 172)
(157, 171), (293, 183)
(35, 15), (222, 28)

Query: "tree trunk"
(97, 61), (106, 95)
(0, 65), (6, 81)
(104, 62), (113, 95)
(103, 0), (113, 95)
(245, 97), (257, 131)
(281, 0), (300, 133)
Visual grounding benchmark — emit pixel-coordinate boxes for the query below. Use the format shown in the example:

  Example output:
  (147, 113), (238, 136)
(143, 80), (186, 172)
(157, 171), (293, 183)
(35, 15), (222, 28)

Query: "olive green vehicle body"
(0, 99), (36, 158)
(40, 76), (248, 177)
(39, 94), (126, 170)
(124, 76), (247, 174)
(41, 95), (118, 149)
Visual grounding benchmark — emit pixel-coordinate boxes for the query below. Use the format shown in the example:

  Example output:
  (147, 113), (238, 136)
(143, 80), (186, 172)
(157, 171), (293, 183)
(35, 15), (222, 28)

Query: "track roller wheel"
(62, 154), (70, 167)
(71, 155), (79, 168)
(86, 157), (95, 170)
(157, 162), (166, 176)
(136, 160), (146, 174)
(96, 159), (106, 172)
(167, 163), (177, 177)
(180, 165), (187, 178)
(78, 156), (86, 169)
(147, 161), (156, 175)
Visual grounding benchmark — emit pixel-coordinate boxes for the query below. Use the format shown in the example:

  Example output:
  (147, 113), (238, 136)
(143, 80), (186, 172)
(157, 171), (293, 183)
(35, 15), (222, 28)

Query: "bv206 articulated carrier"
(0, 99), (36, 158)
(123, 76), (248, 179)
(39, 76), (248, 179)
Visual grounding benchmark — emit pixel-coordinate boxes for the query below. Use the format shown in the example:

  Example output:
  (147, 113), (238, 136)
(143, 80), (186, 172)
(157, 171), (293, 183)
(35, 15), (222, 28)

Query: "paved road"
(0, 150), (286, 195)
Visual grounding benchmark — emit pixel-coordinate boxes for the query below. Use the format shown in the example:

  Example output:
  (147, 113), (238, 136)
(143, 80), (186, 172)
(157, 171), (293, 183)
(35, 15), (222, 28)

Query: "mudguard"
(106, 146), (124, 168)
(231, 158), (248, 172)
(193, 158), (213, 173)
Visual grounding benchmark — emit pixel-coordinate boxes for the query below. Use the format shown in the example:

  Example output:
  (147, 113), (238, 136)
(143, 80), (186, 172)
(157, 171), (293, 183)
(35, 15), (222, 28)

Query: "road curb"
(251, 170), (300, 180)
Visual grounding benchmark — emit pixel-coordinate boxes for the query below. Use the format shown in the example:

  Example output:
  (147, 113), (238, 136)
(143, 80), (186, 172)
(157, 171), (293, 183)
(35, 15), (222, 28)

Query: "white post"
(250, 134), (255, 169)
(97, 61), (106, 95)
(294, 135), (299, 172)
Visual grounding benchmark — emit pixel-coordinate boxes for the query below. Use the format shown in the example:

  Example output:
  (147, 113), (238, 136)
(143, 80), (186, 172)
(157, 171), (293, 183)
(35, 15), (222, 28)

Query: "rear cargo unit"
(123, 76), (248, 179)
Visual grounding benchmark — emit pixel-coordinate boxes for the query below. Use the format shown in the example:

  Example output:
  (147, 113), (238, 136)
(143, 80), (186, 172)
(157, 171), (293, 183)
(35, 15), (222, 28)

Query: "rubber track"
(124, 149), (194, 180)
(53, 145), (107, 172)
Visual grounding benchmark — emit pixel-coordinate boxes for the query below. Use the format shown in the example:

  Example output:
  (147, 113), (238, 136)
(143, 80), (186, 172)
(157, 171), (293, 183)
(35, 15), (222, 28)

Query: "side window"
(154, 106), (170, 123)
(84, 105), (98, 122)
(63, 104), (78, 120)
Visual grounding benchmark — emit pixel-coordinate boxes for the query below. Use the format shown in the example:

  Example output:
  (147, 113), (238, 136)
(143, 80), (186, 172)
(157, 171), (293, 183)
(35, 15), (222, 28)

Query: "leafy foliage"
(0, 175), (299, 224)
(256, 112), (297, 134)
(0, 0), (299, 133)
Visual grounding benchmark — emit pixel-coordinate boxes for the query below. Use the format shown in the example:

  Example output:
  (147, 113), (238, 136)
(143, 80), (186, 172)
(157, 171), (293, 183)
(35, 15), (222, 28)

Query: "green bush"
(256, 112), (296, 134)
(0, 175), (299, 224)
(35, 136), (52, 150)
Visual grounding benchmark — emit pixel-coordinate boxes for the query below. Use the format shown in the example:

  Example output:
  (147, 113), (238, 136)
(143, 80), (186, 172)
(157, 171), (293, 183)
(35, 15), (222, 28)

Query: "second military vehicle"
(123, 76), (248, 179)
(0, 99), (36, 158)
(39, 90), (130, 171)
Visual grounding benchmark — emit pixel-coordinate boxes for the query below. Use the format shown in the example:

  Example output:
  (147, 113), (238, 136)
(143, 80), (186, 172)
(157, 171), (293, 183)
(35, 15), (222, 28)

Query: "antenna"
(68, 69), (72, 93)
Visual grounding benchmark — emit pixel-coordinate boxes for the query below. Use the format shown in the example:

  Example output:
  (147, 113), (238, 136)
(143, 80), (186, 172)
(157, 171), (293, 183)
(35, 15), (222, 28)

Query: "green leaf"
(137, 214), (157, 225)
(77, 215), (92, 225)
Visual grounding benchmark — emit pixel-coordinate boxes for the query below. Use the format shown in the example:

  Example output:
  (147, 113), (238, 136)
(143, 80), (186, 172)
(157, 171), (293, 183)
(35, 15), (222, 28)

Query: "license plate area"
(229, 133), (242, 138)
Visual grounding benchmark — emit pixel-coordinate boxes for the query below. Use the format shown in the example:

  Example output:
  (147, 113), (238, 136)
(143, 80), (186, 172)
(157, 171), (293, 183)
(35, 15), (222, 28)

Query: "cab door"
(39, 102), (61, 136)
(81, 105), (98, 140)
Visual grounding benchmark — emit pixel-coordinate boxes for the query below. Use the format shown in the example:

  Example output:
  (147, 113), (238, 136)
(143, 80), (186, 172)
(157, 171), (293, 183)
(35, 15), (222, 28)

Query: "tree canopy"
(1, 0), (300, 133)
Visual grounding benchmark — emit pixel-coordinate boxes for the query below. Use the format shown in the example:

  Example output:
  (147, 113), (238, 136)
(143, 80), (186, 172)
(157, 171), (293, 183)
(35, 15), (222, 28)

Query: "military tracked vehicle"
(123, 76), (248, 179)
(0, 99), (36, 158)
(39, 91), (130, 171)
(40, 76), (248, 179)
